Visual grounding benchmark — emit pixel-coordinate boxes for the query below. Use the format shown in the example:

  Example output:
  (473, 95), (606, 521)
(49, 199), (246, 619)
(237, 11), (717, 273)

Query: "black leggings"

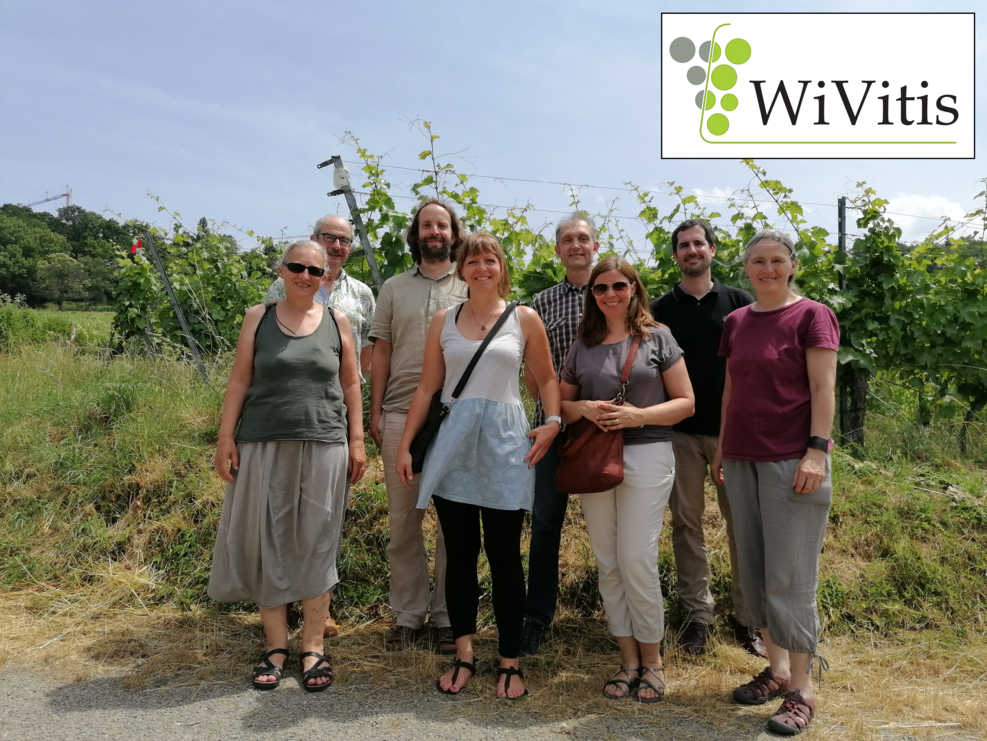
(432, 496), (526, 658)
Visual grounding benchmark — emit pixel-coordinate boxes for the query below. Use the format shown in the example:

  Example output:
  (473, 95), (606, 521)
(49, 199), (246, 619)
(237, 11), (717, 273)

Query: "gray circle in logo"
(695, 91), (706, 109)
(699, 40), (720, 63)
(669, 37), (695, 63)
(687, 66), (706, 85)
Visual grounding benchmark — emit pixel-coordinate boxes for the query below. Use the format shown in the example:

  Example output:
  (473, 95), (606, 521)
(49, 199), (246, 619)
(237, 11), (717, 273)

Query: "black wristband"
(807, 436), (829, 451)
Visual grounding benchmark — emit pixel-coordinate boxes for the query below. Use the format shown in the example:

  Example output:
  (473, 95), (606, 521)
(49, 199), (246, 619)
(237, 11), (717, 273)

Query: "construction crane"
(22, 186), (72, 210)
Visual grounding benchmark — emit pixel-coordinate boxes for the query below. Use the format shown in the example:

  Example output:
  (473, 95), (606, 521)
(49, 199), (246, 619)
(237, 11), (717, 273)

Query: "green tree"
(36, 252), (90, 310)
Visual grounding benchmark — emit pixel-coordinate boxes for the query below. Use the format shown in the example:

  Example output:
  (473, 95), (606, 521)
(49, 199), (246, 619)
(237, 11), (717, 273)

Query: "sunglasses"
(591, 281), (631, 297)
(283, 262), (327, 278)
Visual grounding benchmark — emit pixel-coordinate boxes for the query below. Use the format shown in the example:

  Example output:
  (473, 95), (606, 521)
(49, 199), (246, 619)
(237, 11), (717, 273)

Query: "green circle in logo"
(669, 37), (695, 63)
(721, 94), (738, 111)
(726, 38), (751, 65)
(698, 41), (721, 63)
(695, 90), (716, 110)
(707, 114), (729, 136)
(712, 64), (737, 91)
(687, 66), (706, 85)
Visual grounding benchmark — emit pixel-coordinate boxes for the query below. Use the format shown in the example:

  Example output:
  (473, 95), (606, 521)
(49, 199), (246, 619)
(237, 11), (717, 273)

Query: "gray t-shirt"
(561, 326), (684, 445)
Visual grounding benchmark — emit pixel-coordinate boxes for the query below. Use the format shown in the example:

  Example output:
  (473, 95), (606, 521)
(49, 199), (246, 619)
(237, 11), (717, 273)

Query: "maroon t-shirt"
(718, 298), (840, 462)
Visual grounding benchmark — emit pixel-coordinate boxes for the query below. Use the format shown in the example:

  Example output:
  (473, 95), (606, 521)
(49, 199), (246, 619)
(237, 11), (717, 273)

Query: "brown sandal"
(766, 690), (815, 736)
(732, 666), (790, 705)
(635, 666), (666, 704)
(603, 666), (639, 699)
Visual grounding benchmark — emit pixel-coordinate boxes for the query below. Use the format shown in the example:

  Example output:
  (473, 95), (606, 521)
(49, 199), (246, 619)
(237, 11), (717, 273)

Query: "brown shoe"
(324, 614), (340, 638)
(435, 626), (457, 656)
(766, 690), (815, 736)
(732, 666), (790, 705)
(677, 621), (711, 655)
(385, 624), (418, 652)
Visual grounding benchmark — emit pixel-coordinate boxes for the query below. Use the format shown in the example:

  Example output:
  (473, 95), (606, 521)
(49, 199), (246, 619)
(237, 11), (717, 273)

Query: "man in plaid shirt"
(519, 214), (599, 656)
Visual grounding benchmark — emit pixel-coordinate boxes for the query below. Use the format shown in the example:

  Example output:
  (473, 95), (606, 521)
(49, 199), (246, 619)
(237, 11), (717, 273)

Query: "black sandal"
(497, 665), (529, 700)
(299, 651), (333, 692)
(252, 648), (288, 690)
(436, 658), (476, 695)
(635, 666), (666, 704)
(603, 666), (640, 699)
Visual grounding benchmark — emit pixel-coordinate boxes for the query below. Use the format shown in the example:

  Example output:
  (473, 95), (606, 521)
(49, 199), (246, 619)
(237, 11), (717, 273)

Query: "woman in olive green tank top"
(210, 240), (366, 692)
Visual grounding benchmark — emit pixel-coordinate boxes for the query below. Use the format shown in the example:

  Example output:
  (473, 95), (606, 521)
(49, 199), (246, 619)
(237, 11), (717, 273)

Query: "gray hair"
(282, 239), (327, 267)
(555, 212), (598, 244)
(311, 214), (352, 238)
(742, 229), (797, 285)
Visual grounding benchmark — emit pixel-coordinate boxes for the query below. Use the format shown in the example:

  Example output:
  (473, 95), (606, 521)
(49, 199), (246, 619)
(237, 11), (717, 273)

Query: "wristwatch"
(545, 415), (565, 431)
(807, 436), (830, 451)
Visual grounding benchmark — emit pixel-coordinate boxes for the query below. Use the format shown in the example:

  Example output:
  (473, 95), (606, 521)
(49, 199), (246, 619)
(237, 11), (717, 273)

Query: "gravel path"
(3, 668), (982, 741)
(0, 668), (765, 741)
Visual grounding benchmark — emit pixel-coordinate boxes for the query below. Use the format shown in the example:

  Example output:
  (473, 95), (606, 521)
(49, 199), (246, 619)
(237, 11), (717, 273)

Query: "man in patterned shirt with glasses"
(518, 213), (599, 656)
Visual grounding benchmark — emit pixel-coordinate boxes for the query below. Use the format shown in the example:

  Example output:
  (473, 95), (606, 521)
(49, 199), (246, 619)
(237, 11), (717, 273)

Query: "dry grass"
(2, 589), (984, 740)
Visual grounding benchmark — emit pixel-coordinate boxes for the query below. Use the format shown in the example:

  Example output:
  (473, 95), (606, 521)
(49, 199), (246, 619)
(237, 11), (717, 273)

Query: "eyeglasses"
(316, 232), (353, 247)
(283, 262), (327, 277)
(591, 281), (631, 297)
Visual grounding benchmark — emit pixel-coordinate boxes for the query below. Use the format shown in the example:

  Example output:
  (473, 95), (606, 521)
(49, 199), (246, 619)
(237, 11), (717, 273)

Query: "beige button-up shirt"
(369, 263), (469, 412)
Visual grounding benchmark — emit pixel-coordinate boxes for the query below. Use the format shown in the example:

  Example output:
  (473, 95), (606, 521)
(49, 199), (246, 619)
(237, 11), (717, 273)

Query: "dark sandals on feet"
(603, 667), (640, 699)
(766, 690), (815, 736)
(635, 666), (666, 704)
(732, 666), (790, 705)
(252, 648), (288, 690)
(497, 665), (529, 700)
(299, 651), (333, 693)
(436, 658), (476, 695)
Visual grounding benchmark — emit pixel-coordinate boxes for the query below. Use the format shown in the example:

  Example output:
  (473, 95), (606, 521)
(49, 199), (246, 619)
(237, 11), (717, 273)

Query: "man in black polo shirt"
(650, 219), (764, 657)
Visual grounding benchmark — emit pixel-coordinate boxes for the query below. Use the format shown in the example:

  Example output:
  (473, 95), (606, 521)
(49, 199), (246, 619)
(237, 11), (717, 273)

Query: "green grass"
(0, 344), (984, 639)
(0, 306), (112, 349)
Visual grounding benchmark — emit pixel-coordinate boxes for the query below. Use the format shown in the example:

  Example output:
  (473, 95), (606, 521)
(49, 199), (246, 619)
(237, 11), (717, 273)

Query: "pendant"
(481, 324), (487, 331)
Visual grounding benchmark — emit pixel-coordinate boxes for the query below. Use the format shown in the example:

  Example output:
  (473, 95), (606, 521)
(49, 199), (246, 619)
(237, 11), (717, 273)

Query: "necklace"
(275, 306), (302, 336)
(469, 301), (497, 331)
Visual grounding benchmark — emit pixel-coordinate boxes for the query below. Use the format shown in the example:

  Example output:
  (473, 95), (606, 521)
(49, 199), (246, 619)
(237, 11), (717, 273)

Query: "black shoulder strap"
(255, 302), (278, 341)
(450, 300), (519, 400)
(325, 305), (343, 359)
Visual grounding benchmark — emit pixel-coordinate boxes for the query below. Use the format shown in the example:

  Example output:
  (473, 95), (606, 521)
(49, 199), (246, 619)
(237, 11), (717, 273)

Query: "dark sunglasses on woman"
(591, 281), (631, 297)
(283, 262), (327, 278)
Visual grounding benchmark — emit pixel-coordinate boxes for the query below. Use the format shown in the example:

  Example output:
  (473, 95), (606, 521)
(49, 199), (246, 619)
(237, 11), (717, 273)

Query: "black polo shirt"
(650, 279), (753, 436)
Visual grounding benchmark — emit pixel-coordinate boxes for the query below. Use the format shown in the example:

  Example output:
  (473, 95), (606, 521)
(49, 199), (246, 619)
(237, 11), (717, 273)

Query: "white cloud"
(885, 194), (977, 243)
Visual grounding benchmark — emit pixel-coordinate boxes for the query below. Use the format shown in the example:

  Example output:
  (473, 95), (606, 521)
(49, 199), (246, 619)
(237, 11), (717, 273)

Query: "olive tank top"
(236, 304), (347, 443)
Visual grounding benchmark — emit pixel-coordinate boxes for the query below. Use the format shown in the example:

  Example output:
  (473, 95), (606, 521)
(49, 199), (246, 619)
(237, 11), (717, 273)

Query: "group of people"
(208, 201), (839, 736)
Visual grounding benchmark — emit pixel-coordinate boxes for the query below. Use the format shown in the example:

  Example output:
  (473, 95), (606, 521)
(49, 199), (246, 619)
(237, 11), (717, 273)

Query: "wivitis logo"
(660, 14), (974, 159)
(668, 32), (752, 139)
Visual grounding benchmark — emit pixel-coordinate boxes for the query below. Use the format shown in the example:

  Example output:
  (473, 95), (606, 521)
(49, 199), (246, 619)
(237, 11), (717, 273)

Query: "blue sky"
(1, 0), (983, 257)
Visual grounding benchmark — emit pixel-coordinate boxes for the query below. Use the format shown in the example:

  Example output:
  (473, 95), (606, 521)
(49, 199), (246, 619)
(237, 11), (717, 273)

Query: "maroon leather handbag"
(554, 336), (641, 495)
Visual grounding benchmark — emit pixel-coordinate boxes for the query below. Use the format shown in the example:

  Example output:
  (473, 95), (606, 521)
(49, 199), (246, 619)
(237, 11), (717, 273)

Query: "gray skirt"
(208, 440), (349, 608)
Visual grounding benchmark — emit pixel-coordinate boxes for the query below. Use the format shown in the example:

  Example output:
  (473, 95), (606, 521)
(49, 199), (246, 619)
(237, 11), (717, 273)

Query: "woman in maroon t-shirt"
(711, 230), (839, 737)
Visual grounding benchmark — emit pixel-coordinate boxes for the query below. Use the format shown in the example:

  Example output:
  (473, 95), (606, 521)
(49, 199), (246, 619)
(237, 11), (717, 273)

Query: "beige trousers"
(380, 410), (449, 629)
(670, 431), (747, 626)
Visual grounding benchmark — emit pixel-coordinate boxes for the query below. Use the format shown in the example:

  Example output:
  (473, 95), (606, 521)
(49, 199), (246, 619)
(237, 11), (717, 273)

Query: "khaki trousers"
(380, 410), (449, 629)
(670, 432), (747, 626)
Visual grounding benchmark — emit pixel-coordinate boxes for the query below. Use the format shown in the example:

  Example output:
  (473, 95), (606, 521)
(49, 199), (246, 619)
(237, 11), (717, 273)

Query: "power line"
(366, 163), (982, 228)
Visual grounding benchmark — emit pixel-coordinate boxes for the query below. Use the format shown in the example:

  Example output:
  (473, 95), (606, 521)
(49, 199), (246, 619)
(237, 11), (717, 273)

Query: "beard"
(420, 236), (453, 263)
(679, 256), (711, 277)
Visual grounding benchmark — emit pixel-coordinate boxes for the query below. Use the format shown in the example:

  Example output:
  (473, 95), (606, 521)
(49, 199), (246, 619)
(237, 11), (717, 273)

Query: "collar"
(672, 277), (722, 302)
(411, 262), (459, 281)
(560, 276), (587, 293)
